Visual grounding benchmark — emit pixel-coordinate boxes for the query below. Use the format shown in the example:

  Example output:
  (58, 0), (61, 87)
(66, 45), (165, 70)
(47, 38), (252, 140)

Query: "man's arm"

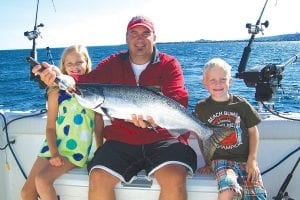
(160, 57), (188, 107)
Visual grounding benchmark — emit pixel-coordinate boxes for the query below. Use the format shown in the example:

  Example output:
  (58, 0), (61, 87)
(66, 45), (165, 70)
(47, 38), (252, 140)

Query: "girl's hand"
(49, 155), (65, 167)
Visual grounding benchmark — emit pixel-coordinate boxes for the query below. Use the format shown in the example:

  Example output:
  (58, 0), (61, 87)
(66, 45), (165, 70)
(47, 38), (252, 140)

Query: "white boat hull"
(0, 111), (299, 199)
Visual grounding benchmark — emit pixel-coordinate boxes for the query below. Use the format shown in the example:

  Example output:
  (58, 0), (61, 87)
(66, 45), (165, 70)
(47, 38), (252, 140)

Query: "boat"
(1, 0), (299, 199)
(0, 110), (299, 200)
(1, 53), (300, 200)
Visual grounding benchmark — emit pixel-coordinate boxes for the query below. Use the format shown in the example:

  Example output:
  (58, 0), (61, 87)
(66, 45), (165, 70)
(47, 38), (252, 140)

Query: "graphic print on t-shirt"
(207, 111), (243, 150)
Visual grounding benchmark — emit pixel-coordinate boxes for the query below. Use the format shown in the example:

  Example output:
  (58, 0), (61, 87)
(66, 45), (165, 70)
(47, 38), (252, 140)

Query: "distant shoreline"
(1, 33), (299, 51)
(194, 33), (300, 43)
(157, 33), (300, 45)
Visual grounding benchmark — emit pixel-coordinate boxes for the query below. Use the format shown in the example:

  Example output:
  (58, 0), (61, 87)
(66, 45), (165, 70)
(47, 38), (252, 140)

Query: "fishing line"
(0, 109), (48, 180)
(2, 109), (47, 131)
(261, 146), (300, 175)
(260, 99), (300, 121)
(0, 112), (27, 179)
(0, 143), (10, 150)
(51, 0), (56, 12)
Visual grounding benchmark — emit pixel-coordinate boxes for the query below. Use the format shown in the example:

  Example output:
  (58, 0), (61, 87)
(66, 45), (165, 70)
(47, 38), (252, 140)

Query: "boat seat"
(54, 167), (218, 200)
(2, 113), (218, 199)
(53, 139), (218, 199)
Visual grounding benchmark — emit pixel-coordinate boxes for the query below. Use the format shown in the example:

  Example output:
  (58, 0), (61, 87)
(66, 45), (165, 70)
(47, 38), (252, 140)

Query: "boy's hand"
(198, 164), (213, 175)
(246, 159), (260, 182)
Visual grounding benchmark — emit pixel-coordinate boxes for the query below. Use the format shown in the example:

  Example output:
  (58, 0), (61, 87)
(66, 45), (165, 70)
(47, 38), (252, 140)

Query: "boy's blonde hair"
(60, 45), (92, 75)
(202, 58), (232, 81)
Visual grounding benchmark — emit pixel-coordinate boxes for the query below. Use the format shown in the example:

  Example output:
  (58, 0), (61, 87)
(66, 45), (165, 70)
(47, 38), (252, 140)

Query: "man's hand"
(126, 114), (157, 130)
(32, 62), (62, 87)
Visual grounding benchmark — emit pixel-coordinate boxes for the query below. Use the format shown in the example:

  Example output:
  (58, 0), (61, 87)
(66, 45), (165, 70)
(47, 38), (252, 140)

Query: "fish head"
(74, 83), (105, 114)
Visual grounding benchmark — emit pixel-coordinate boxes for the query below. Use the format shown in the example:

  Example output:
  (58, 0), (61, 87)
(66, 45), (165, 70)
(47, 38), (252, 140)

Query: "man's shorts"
(87, 139), (197, 183)
(213, 159), (267, 200)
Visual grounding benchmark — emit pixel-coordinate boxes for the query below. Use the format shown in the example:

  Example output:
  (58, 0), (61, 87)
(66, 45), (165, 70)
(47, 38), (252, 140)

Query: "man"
(33, 15), (197, 200)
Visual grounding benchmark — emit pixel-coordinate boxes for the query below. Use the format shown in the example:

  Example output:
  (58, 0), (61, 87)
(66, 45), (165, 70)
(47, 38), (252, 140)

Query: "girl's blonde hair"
(202, 58), (232, 80)
(60, 45), (92, 75)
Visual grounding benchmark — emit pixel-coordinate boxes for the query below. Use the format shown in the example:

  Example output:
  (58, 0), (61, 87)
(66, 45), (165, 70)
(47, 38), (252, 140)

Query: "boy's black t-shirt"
(194, 94), (261, 162)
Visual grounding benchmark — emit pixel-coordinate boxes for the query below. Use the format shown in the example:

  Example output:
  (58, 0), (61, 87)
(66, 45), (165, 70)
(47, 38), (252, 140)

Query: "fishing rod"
(236, 0), (269, 76)
(46, 46), (55, 65)
(234, 0), (300, 109)
(26, 57), (77, 94)
(273, 156), (299, 200)
(24, 0), (46, 89)
(234, 0), (272, 101)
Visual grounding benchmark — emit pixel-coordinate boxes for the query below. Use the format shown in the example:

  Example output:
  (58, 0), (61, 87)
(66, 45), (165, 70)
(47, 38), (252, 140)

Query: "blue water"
(0, 41), (300, 113)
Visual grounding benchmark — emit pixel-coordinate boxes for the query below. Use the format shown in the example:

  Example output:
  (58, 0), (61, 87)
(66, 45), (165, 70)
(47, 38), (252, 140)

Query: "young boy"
(194, 58), (267, 199)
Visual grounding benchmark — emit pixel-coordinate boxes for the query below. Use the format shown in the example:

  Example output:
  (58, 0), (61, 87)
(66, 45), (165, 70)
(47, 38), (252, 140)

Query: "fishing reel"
(238, 54), (299, 102)
(246, 20), (269, 35)
(239, 63), (284, 102)
(24, 23), (44, 40)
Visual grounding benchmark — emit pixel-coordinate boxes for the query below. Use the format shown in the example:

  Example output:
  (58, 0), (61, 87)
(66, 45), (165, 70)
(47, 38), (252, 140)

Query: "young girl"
(21, 45), (104, 200)
(195, 58), (267, 200)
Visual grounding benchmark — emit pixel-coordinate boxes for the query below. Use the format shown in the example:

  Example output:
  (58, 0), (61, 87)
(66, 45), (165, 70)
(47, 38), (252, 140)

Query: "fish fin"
(100, 107), (113, 121)
(142, 85), (162, 94)
(189, 132), (210, 165)
(168, 129), (188, 138)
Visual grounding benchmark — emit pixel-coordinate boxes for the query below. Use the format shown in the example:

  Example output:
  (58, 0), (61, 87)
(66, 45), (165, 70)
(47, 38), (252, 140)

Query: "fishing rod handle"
(25, 56), (73, 91)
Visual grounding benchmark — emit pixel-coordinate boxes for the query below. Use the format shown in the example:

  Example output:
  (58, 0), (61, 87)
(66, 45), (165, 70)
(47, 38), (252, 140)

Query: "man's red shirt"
(72, 48), (188, 144)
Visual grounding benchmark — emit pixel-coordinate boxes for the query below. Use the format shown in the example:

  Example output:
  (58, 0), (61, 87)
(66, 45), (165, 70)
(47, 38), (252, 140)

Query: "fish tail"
(193, 127), (233, 166)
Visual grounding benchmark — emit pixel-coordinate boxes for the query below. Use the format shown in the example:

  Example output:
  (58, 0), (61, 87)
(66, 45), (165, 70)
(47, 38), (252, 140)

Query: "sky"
(0, 0), (299, 50)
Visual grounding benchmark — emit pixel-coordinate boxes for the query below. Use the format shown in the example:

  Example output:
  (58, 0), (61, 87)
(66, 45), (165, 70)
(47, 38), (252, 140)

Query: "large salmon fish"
(74, 83), (233, 165)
